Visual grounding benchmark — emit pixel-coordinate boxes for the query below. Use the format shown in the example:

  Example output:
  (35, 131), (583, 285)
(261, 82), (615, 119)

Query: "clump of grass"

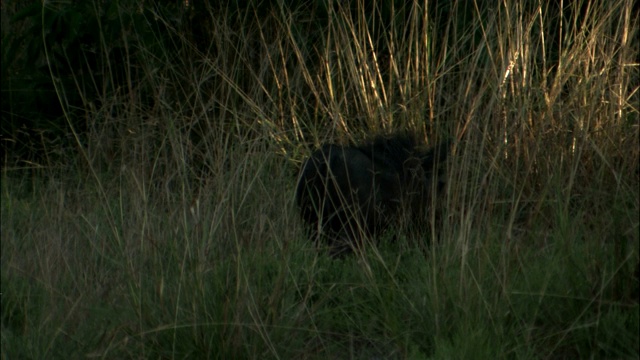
(2, 0), (638, 358)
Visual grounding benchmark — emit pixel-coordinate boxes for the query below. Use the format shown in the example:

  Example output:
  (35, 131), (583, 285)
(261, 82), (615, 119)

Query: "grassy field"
(2, 1), (638, 358)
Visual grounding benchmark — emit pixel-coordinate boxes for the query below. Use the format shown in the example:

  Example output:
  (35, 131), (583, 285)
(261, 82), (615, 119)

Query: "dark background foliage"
(0, 0), (599, 168)
(2, 1), (179, 166)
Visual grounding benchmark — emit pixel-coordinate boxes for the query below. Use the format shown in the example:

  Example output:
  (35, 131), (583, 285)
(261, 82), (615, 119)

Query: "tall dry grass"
(2, 1), (638, 358)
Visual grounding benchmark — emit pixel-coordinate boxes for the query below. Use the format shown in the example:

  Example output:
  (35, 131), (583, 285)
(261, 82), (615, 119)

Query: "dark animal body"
(296, 134), (450, 255)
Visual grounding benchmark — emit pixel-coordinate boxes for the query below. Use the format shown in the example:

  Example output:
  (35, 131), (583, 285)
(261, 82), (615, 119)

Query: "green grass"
(2, 0), (638, 358)
(2, 157), (637, 358)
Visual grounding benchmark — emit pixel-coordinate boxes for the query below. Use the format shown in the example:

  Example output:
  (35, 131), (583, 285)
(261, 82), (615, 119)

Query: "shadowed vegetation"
(2, 0), (638, 358)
